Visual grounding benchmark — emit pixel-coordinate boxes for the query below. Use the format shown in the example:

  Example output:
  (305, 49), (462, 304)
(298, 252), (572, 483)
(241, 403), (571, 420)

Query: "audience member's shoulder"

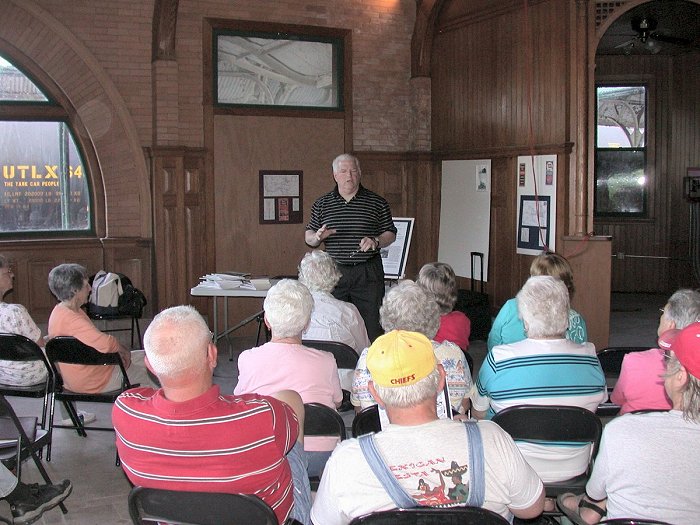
(117, 386), (159, 402)
(622, 347), (659, 363)
(432, 340), (464, 360)
(0, 302), (27, 314)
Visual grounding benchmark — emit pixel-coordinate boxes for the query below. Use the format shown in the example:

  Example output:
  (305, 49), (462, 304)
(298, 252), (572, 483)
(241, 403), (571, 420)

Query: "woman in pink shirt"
(234, 279), (343, 478)
(611, 289), (700, 414)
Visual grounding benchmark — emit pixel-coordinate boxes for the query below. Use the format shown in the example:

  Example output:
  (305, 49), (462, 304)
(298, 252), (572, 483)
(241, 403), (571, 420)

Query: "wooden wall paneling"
(670, 53), (700, 289)
(213, 115), (345, 336)
(562, 235), (612, 350)
(355, 153), (438, 280)
(150, 148), (210, 313)
(0, 240), (103, 323)
(101, 238), (153, 316)
(432, 0), (571, 153)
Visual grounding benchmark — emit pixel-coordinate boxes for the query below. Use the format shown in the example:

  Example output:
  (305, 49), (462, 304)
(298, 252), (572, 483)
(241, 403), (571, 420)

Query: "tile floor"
(9, 292), (665, 524)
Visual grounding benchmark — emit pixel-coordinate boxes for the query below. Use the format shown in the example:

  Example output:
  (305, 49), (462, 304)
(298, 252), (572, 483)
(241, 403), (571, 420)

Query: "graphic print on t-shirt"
(392, 458), (470, 507)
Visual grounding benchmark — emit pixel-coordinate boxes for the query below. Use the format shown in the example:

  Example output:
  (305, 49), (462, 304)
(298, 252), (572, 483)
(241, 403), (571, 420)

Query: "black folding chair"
(86, 272), (146, 349)
(491, 405), (602, 499)
(0, 395), (68, 515)
(351, 404), (381, 438)
(45, 336), (136, 464)
(598, 518), (671, 525)
(303, 340), (359, 411)
(348, 506), (509, 524)
(0, 333), (54, 429)
(303, 402), (347, 490)
(596, 346), (651, 416)
(128, 486), (278, 525)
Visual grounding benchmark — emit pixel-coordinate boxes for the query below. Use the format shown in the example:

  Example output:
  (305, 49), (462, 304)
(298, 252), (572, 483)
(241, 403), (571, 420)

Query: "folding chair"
(302, 340), (359, 369)
(596, 346), (651, 416)
(0, 333), (54, 430)
(0, 395), (68, 515)
(87, 309), (143, 349)
(491, 405), (602, 499)
(348, 506), (509, 524)
(128, 486), (277, 525)
(598, 518), (671, 525)
(303, 340), (359, 411)
(351, 404), (381, 438)
(303, 402), (347, 490)
(45, 336), (136, 464)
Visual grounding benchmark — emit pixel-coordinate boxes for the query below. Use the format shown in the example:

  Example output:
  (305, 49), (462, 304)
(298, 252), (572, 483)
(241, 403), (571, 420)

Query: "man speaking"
(305, 154), (396, 341)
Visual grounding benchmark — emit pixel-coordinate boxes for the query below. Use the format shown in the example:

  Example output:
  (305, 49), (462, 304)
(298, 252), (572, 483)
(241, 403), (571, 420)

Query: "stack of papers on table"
(198, 273), (271, 291)
(242, 278), (272, 291)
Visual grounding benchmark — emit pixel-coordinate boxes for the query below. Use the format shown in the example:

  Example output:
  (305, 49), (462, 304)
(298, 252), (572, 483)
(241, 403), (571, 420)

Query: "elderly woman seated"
(351, 280), (472, 415)
(471, 275), (606, 483)
(47, 263), (154, 398)
(298, 250), (370, 353)
(234, 278), (343, 477)
(417, 262), (471, 352)
(0, 254), (48, 386)
(487, 251), (587, 351)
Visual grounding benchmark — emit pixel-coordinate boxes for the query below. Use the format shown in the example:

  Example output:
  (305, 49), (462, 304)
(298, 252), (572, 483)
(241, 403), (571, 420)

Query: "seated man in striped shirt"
(113, 305), (311, 525)
(471, 276), (606, 483)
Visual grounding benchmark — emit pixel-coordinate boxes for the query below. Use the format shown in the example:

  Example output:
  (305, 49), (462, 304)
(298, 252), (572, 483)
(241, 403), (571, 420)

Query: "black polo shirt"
(307, 185), (396, 265)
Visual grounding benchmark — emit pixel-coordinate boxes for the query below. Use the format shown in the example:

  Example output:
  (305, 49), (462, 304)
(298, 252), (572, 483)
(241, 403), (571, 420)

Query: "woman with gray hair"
(417, 262), (471, 351)
(471, 275), (605, 483)
(611, 288), (700, 414)
(47, 263), (154, 402)
(298, 250), (370, 353)
(487, 251), (587, 351)
(558, 322), (700, 525)
(0, 254), (48, 386)
(351, 280), (472, 415)
(234, 278), (343, 477)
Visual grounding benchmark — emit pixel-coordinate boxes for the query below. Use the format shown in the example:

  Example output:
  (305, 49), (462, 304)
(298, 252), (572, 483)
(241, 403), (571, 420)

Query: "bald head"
(144, 305), (212, 381)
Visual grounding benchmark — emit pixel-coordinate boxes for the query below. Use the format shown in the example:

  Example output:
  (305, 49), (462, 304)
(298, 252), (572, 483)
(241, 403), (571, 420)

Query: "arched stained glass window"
(0, 54), (92, 235)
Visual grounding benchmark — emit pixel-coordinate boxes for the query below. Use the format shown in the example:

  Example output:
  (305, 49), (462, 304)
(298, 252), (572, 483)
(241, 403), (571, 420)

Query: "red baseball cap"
(670, 322), (700, 378)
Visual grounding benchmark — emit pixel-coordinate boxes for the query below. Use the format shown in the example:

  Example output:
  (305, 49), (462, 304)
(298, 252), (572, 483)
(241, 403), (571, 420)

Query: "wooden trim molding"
(412, 0), (446, 77)
(437, 0), (549, 34)
(434, 142), (574, 160)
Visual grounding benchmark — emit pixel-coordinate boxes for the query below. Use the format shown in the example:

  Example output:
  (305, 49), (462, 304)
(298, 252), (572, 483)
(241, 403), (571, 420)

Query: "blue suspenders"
(358, 420), (485, 508)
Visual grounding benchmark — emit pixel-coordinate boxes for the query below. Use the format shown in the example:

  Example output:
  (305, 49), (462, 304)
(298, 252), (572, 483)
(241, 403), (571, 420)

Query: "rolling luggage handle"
(470, 251), (485, 294)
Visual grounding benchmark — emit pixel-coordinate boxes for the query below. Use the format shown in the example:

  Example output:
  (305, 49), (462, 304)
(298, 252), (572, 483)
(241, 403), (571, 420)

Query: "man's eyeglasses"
(663, 351), (673, 362)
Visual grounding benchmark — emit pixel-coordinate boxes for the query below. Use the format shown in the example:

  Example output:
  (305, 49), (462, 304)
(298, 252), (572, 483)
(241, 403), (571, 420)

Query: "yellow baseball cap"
(367, 330), (437, 387)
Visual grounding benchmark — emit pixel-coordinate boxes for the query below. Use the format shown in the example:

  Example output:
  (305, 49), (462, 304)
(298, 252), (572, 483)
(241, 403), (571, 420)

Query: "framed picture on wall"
(214, 29), (344, 111)
(259, 170), (303, 224)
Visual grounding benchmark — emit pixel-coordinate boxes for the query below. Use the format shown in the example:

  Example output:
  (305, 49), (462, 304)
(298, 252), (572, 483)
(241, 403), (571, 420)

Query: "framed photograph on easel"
(382, 217), (414, 279)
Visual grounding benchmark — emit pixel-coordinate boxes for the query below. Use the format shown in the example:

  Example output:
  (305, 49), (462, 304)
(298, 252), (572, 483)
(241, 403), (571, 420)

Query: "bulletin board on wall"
(516, 155), (557, 255)
(259, 170), (303, 224)
(438, 160), (491, 280)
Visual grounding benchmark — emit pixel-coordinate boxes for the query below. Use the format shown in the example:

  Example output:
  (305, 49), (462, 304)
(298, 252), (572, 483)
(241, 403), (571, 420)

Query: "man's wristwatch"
(373, 236), (380, 248)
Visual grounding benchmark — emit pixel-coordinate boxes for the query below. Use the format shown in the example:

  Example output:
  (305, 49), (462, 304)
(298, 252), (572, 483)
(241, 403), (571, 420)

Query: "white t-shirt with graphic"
(311, 419), (543, 525)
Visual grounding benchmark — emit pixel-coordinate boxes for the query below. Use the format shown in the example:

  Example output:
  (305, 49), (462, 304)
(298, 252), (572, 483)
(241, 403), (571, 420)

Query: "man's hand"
(305, 224), (337, 247)
(358, 236), (378, 252)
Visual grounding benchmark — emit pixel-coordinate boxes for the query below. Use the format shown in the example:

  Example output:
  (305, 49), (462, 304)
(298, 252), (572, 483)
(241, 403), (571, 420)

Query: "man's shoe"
(58, 410), (96, 426)
(8, 480), (72, 524)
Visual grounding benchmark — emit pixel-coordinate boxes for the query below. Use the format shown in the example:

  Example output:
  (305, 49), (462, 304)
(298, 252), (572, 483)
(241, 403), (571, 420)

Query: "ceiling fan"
(615, 15), (693, 54)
